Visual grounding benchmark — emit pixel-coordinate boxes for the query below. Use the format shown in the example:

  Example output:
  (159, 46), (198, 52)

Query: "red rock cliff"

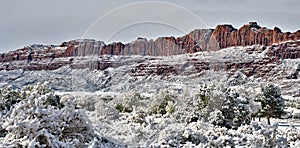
(211, 22), (300, 49)
(1, 22), (300, 64)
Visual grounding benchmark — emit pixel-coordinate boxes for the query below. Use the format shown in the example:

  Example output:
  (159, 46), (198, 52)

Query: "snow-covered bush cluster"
(75, 81), (298, 147)
(114, 90), (178, 115)
(0, 86), (26, 116)
(115, 92), (145, 113)
(0, 83), (118, 147)
(159, 121), (300, 147)
(150, 91), (177, 115)
(195, 83), (251, 129)
(1, 82), (300, 147)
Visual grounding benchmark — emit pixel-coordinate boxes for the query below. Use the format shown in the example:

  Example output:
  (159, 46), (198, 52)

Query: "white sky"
(0, 0), (299, 52)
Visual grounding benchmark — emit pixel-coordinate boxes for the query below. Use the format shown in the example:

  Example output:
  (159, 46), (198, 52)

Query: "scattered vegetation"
(0, 81), (299, 147)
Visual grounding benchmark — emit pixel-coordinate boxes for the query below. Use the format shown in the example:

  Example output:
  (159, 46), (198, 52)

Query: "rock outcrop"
(212, 22), (300, 49)
(0, 22), (300, 72)
(267, 41), (300, 59)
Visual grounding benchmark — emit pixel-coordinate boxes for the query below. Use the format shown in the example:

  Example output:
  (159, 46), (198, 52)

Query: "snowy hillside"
(1, 41), (300, 147)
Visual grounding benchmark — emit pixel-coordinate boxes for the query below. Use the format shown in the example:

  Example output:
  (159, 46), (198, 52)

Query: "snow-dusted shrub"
(208, 109), (225, 126)
(0, 83), (116, 147)
(0, 82), (63, 115)
(95, 99), (120, 121)
(254, 124), (287, 147)
(146, 117), (289, 147)
(170, 98), (200, 123)
(195, 84), (211, 110)
(115, 103), (132, 113)
(204, 123), (288, 147)
(195, 83), (251, 129)
(115, 92), (145, 113)
(0, 86), (26, 116)
(150, 91), (177, 115)
(292, 112), (300, 119)
(225, 96), (251, 129)
(222, 96), (251, 129)
(194, 83), (225, 120)
(165, 101), (177, 114)
(150, 122), (185, 147)
(148, 120), (292, 147)
(286, 125), (300, 145)
(1, 100), (93, 147)
(227, 71), (248, 86)
(129, 112), (146, 124)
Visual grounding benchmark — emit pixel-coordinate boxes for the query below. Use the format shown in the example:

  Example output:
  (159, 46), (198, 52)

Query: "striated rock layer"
(212, 22), (300, 49)
(0, 22), (300, 72)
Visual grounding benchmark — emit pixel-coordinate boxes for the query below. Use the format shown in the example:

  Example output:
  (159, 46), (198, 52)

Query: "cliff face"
(212, 22), (300, 49)
(62, 29), (211, 57)
(0, 22), (300, 71)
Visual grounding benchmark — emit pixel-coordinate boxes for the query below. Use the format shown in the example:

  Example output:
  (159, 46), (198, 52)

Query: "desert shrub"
(150, 121), (291, 147)
(116, 103), (133, 113)
(227, 72), (248, 86)
(0, 83), (117, 147)
(1, 100), (93, 147)
(286, 125), (300, 147)
(115, 92), (145, 113)
(165, 101), (177, 114)
(0, 82), (64, 117)
(0, 87), (25, 115)
(208, 110), (225, 126)
(194, 83), (226, 120)
(292, 112), (300, 119)
(150, 91), (177, 115)
(130, 113), (146, 124)
(195, 83), (251, 129)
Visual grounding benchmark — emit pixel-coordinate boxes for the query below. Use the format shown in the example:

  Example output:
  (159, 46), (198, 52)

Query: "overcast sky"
(0, 0), (299, 52)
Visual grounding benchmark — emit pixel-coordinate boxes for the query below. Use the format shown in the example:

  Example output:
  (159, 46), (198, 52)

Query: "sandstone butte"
(0, 22), (300, 71)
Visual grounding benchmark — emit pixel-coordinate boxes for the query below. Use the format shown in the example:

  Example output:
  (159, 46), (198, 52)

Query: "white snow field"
(1, 43), (300, 147)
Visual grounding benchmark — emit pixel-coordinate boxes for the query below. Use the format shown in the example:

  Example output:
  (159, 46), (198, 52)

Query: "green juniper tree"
(211, 90), (250, 129)
(257, 83), (285, 125)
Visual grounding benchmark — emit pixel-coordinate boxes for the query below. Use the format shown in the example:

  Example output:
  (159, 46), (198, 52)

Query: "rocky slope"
(1, 22), (300, 70)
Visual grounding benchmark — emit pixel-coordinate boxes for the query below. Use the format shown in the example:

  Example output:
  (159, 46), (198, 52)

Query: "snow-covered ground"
(55, 89), (300, 147)
(1, 43), (300, 147)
